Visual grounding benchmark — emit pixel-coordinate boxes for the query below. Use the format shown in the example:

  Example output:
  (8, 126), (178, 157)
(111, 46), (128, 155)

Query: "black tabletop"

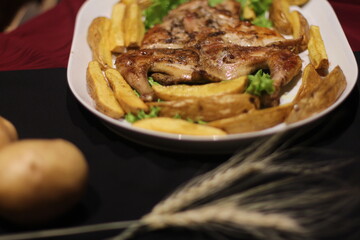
(0, 52), (359, 240)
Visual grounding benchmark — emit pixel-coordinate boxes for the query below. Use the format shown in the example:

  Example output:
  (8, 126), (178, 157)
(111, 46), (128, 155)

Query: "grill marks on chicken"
(115, 0), (302, 106)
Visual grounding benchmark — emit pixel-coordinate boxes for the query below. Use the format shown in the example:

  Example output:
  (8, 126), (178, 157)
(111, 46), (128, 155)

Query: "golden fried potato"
(287, 0), (309, 6)
(286, 66), (346, 123)
(105, 69), (148, 113)
(87, 17), (113, 69)
(289, 10), (310, 52)
(269, 0), (293, 35)
(0, 117), (18, 150)
(308, 25), (329, 75)
(108, 3), (126, 53)
(87, 61), (124, 119)
(124, 3), (143, 48)
(293, 64), (322, 103)
(133, 117), (227, 136)
(137, 0), (152, 9)
(152, 76), (248, 101)
(149, 94), (259, 122)
(208, 104), (293, 134)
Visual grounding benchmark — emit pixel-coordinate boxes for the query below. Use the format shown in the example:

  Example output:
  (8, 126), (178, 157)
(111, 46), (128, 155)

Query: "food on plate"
(286, 66), (347, 123)
(292, 64), (322, 103)
(269, 0), (292, 35)
(133, 117), (227, 136)
(108, 2), (126, 53)
(87, 61), (124, 119)
(0, 139), (88, 225)
(151, 77), (248, 101)
(0, 116), (18, 149)
(148, 94), (260, 122)
(308, 25), (329, 75)
(84, 0), (347, 136)
(87, 17), (113, 69)
(208, 103), (294, 134)
(105, 68), (148, 113)
(289, 10), (309, 52)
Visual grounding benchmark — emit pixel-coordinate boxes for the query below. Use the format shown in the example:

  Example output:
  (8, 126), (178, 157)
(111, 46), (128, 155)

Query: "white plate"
(67, 0), (358, 153)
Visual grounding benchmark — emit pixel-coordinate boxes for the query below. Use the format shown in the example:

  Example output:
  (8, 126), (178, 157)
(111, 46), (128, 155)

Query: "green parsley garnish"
(125, 106), (161, 123)
(246, 69), (275, 96)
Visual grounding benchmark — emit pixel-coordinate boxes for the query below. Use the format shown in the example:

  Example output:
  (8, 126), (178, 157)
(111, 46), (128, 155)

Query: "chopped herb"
(246, 69), (275, 96)
(125, 106), (161, 123)
(148, 77), (161, 86)
(252, 14), (273, 28)
(208, 0), (224, 7)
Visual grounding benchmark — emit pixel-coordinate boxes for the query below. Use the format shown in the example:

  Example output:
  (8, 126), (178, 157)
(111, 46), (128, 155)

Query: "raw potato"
(0, 116), (18, 149)
(292, 64), (322, 103)
(269, 0), (293, 35)
(149, 94), (260, 122)
(308, 25), (329, 75)
(152, 77), (248, 101)
(208, 104), (293, 134)
(289, 10), (310, 53)
(87, 17), (113, 69)
(87, 61), (124, 119)
(105, 68), (148, 113)
(0, 139), (89, 225)
(108, 2), (126, 53)
(133, 117), (227, 136)
(286, 66), (347, 123)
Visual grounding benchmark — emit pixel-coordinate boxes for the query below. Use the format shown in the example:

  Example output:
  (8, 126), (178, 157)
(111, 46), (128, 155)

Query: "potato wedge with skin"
(269, 0), (292, 35)
(208, 104), (293, 134)
(308, 25), (329, 75)
(0, 117), (18, 150)
(87, 17), (113, 69)
(108, 3), (126, 53)
(152, 76), (248, 101)
(105, 69), (148, 113)
(124, 3), (142, 48)
(293, 64), (322, 103)
(87, 61), (124, 119)
(287, 0), (309, 6)
(149, 94), (260, 122)
(289, 11), (310, 53)
(133, 117), (227, 136)
(286, 66), (347, 123)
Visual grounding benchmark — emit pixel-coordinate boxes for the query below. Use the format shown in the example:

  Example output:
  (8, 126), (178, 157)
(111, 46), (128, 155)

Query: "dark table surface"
(0, 52), (359, 239)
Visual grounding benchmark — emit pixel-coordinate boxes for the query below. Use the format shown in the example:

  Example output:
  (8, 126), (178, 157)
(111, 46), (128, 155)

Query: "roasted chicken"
(116, 0), (302, 106)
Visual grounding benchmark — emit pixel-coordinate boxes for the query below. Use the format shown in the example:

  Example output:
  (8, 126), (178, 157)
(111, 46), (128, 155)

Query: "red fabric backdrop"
(0, 0), (359, 71)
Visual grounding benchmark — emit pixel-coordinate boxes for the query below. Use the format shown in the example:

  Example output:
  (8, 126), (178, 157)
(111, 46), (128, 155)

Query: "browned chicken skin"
(115, 0), (302, 106)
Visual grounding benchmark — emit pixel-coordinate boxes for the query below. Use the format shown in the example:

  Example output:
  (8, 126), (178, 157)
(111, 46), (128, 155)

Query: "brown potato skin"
(0, 116), (18, 150)
(0, 139), (88, 225)
(269, 0), (293, 35)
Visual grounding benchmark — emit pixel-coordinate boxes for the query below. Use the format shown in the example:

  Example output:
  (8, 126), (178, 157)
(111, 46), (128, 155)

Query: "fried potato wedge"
(105, 69), (148, 114)
(293, 64), (322, 103)
(149, 94), (259, 122)
(308, 25), (329, 75)
(108, 3), (126, 53)
(269, 0), (292, 35)
(286, 66), (346, 123)
(133, 117), (227, 136)
(124, 3), (143, 48)
(290, 10), (310, 52)
(87, 61), (124, 118)
(287, 0), (309, 6)
(208, 104), (293, 134)
(152, 77), (248, 101)
(87, 17), (113, 69)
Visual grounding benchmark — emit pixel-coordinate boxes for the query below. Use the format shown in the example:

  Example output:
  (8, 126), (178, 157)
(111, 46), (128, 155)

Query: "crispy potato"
(287, 0), (309, 6)
(87, 61), (124, 118)
(286, 66), (346, 123)
(133, 117), (227, 136)
(108, 3), (126, 53)
(289, 10), (310, 52)
(87, 17), (113, 69)
(208, 104), (293, 134)
(137, 0), (152, 9)
(149, 94), (260, 122)
(269, 0), (293, 35)
(308, 25), (329, 75)
(242, 2), (256, 20)
(152, 76), (248, 101)
(124, 3), (143, 48)
(293, 64), (322, 103)
(105, 69), (148, 113)
(0, 117), (18, 150)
